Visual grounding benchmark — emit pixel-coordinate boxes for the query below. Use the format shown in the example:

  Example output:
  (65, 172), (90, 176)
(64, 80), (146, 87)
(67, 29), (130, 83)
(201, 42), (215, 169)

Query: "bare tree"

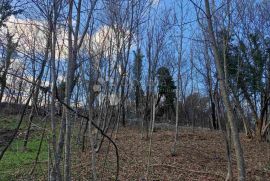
(64, 0), (98, 179)
(202, 0), (246, 179)
(0, 32), (17, 102)
(172, 1), (185, 156)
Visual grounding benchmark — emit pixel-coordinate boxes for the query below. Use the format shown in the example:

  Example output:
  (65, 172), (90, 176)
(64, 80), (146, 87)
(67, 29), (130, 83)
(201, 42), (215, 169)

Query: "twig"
(54, 89), (120, 181)
(0, 91), (33, 160)
(29, 115), (48, 175)
(4, 71), (120, 181)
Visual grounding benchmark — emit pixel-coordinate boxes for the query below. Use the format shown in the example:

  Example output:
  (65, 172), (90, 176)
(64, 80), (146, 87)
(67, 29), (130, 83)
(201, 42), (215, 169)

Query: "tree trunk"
(204, 0), (246, 179)
(0, 34), (16, 103)
(225, 122), (233, 181)
(146, 96), (156, 179)
(233, 95), (253, 138)
(24, 32), (50, 150)
(88, 99), (97, 180)
(64, 1), (77, 180)
(255, 118), (263, 141)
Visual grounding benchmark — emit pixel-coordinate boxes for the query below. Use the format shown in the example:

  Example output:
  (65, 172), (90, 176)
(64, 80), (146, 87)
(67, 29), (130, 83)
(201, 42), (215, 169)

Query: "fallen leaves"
(74, 127), (270, 180)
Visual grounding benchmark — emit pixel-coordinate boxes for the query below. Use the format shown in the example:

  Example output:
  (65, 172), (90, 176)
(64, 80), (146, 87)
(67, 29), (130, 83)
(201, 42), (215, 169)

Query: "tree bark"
(204, 0), (246, 180)
(0, 33), (16, 103)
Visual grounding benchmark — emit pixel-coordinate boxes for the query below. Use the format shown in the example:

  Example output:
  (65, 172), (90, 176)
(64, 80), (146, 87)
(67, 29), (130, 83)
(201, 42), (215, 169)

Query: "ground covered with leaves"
(1, 117), (270, 181)
(76, 127), (270, 181)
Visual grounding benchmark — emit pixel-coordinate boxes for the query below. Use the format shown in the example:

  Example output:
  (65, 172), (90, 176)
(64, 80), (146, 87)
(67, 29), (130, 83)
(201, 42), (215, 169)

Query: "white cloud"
(150, 0), (160, 6)
(89, 25), (131, 58)
(3, 16), (69, 60)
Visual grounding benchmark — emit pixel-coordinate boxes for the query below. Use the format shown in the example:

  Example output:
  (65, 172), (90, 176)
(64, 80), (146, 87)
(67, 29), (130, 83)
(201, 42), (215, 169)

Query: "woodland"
(0, 0), (270, 180)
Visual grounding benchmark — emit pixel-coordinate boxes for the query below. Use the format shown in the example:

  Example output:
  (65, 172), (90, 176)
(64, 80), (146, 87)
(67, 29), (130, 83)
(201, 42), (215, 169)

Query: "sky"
(1, 0), (213, 104)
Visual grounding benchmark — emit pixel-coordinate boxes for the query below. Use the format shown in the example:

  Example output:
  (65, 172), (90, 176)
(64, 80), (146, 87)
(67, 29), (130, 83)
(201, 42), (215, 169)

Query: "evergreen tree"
(156, 66), (176, 116)
(225, 32), (270, 139)
(133, 48), (144, 113)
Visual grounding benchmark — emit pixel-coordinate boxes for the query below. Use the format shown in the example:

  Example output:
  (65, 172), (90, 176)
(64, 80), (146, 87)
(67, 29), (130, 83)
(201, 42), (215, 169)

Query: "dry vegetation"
(75, 127), (270, 180)
(1, 0), (270, 180)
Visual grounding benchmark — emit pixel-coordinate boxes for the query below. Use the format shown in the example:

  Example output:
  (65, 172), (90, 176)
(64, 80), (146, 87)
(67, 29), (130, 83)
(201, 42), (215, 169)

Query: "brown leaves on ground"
(74, 127), (270, 181)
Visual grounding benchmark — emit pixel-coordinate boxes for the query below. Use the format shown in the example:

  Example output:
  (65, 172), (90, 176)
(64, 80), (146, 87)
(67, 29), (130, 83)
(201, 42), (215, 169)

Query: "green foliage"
(157, 66), (176, 107)
(0, 115), (28, 129)
(57, 81), (66, 101)
(226, 32), (269, 95)
(133, 49), (143, 84)
(0, 115), (18, 129)
(133, 49), (144, 106)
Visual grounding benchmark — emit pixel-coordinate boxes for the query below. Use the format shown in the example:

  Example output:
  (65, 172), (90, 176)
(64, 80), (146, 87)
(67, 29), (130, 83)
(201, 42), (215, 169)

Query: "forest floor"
(0, 115), (270, 180)
(76, 127), (270, 181)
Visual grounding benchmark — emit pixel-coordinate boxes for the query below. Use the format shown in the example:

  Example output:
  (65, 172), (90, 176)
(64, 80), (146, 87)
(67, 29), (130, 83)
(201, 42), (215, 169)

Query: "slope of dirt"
(75, 127), (270, 181)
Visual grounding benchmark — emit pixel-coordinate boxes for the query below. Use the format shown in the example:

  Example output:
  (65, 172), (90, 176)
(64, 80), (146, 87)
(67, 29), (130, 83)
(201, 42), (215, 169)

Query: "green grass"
(0, 114), (84, 180)
(0, 115), (21, 130)
(0, 113), (48, 131)
(0, 133), (48, 180)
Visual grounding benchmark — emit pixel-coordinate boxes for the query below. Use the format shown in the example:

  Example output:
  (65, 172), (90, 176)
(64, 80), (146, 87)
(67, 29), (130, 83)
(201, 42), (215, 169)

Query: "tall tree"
(133, 48), (144, 116)
(156, 66), (176, 119)
(0, 0), (22, 103)
(203, 0), (246, 179)
(64, 0), (98, 180)
(226, 32), (270, 140)
(0, 32), (17, 102)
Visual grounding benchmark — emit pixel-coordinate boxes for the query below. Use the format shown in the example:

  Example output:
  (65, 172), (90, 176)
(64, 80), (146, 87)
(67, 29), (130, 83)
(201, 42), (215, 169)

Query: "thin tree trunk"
(233, 95), (253, 138)
(0, 91), (32, 160)
(225, 122), (233, 181)
(172, 3), (183, 154)
(204, 0), (246, 179)
(88, 103), (97, 180)
(30, 116), (48, 175)
(24, 33), (50, 150)
(172, 88), (179, 156)
(146, 96), (156, 180)
(64, 1), (76, 179)
(0, 34), (16, 103)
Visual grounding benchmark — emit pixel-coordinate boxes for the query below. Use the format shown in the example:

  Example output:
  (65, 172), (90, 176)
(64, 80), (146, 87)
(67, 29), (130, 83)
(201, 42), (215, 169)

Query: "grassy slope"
(0, 115), (48, 181)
